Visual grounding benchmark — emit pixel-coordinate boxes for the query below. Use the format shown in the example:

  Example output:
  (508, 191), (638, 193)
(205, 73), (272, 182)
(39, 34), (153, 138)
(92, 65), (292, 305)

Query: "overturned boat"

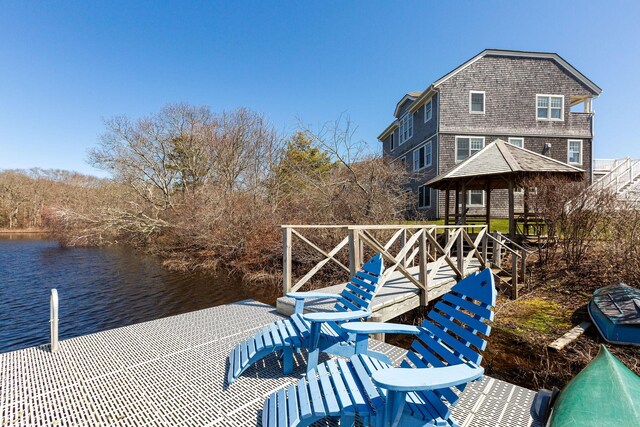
(588, 283), (640, 346)
(546, 345), (640, 426)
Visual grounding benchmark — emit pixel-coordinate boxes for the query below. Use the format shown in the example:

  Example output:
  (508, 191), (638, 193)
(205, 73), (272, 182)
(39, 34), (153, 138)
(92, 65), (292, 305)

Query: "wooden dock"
(1, 301), (542, 426)
(277, 259), (482, 321)
(279, 224), (529, 320)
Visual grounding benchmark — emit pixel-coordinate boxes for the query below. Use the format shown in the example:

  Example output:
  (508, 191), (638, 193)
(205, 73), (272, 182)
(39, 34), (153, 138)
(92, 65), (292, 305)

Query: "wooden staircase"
(485, 232), (530, 299)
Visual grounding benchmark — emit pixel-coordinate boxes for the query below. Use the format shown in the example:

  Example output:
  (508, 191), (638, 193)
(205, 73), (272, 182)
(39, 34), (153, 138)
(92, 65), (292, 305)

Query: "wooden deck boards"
(277, 258), (482, 321)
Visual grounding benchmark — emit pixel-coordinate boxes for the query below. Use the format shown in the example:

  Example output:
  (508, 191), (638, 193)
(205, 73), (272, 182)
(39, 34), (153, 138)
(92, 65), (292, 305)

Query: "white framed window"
(418, 185), (431, 208)
(466, 190), (485, 207)
(400, 156), (406, 170)
(508, 137), (524, 148)
(567, 139), (583, 165)
(537, 94), (564, 121)
(399, 112), (413, 144)
(455, 136), (485, 162)
(424, 99), (433, 122)
(413, 141), (432, 171)
(469, 91), (485, 114)
(389, 133), (395, 151)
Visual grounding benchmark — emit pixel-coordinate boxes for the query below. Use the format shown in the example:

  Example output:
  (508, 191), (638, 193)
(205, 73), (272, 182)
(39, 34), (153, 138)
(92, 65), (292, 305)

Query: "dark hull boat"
(587, 283), (640, 346)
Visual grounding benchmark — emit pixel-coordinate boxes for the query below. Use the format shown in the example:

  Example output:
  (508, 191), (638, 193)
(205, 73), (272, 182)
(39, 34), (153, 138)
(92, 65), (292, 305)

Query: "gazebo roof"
(426, 139), (585, 190)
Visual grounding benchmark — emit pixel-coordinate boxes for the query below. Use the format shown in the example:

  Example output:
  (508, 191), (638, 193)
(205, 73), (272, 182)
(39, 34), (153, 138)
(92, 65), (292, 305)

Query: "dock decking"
(277, 258), (482, 321)
(1, 300), (541, 426)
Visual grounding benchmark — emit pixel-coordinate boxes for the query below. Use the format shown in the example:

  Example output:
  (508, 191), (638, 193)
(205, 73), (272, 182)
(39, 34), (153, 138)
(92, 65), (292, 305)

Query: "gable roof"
(409, 49), (602, 115)
(392, 92), (422, 117)
(425, 139), (585, 190)
(379, 49), (602, 141)
(438, 49), (601, 93)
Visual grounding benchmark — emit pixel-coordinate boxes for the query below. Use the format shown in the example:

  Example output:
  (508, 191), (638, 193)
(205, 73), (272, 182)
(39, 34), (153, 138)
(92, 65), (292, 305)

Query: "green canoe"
(548, 345), (640, 426)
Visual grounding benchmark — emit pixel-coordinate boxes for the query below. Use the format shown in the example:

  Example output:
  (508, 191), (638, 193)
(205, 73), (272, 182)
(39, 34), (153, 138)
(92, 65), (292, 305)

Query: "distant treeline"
(4, 103), (409, 287)
(0, 168), (114, 230)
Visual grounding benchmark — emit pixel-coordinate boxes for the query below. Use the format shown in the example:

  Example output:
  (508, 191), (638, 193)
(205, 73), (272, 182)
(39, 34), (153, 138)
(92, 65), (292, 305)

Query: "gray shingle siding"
(379, 52), (598, 220)
(438, 55), (595, 137)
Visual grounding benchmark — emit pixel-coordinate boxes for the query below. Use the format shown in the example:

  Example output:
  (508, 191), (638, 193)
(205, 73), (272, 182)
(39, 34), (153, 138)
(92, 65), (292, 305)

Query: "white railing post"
(482, 227), (489, 265)
(418, 229), (428, 306)
(282, 227), (292, 295)
(493, 231), (502, 269)
(511, 253), (519, 299)
(348, 228), (361, 278)
(401, 228), (408, 268)
(457, 229), (464, 279)
(50, 289), (59, 353)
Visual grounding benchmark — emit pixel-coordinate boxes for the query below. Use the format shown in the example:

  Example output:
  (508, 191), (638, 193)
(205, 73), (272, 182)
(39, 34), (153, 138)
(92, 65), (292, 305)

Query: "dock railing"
(281, 224), (496, 305)
(486, 232), (530, 299)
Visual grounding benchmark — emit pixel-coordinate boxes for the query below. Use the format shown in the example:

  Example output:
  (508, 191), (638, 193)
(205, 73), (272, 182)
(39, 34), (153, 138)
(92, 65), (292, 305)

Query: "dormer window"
(469, 91), (485, 114)
(537, 95), (564, 120)
(399, 112), (413, 145)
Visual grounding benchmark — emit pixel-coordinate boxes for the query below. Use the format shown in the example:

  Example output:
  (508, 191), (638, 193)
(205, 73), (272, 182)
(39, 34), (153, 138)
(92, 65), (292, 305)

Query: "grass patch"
(506, 297), (572, 338)
(400, 218), (510, 234)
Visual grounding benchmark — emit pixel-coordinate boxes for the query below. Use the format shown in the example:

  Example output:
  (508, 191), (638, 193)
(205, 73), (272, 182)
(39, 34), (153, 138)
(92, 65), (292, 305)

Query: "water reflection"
(0, 235), (257, 353)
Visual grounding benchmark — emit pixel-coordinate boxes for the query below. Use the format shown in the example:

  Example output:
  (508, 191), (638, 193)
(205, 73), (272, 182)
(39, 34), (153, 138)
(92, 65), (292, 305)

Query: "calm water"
(0, 234), (259, 353)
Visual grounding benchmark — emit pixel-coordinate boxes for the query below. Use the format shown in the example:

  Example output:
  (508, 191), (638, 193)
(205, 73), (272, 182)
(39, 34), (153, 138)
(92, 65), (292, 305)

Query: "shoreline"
(0, 228), (48, 234)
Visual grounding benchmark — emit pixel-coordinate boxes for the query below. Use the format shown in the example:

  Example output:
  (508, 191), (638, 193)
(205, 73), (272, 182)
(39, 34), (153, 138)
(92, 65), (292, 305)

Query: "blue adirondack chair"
(227, 254), (386, 384)
(261, 268), (496, 427)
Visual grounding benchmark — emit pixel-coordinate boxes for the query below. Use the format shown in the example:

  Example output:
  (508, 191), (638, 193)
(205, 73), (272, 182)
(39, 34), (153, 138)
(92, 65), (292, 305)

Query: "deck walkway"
(277, 258), (482, 321)
(1, 300), (540, 426)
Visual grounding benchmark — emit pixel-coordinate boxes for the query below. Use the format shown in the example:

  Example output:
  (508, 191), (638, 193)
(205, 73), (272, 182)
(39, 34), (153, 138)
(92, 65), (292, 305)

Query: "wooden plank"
(277, 388), (288, 426)
(383, 228), (405, 252)
(316, 364), (340, 416)
(297, 380), (312, 421)
(325, 359), (355, 414)
(307, 373), (327, 417)
(508, 179), (515, 238)
(248, 336), (256, 358)
(358, 230), (424, 290)
(290, 233), (349, 292)
(457, 229), (464, 279)
(262, 325), (274, 348)
(265, 391), (277, 427)
(269, 323), (283, 347)
(283, 227), (292, 295)
(511, 250), (519, 300)
(418, 228), (428, 306)
(548, 321), (591, 351)
(241, 340), (249, 369)
(348, 228), (361, 278)
(287, 384), (300, 426)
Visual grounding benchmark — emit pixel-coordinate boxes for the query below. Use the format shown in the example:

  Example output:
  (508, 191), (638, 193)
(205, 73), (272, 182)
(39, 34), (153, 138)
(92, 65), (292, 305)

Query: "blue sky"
(1, 1), (639, 176)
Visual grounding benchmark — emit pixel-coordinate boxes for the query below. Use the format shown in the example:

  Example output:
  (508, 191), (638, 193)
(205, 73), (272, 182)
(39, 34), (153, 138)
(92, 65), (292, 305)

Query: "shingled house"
(378, 49), (602, 218)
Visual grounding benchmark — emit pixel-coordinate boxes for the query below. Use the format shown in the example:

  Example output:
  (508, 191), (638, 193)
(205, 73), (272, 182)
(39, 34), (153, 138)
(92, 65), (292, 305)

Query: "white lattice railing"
(591, 157), (640, 194)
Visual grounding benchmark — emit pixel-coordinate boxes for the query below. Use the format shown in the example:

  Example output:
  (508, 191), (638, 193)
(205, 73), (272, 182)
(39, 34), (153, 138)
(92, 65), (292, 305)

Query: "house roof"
(378, 49), (603, 141)
(392, 92), (422, 117)
(425, 139), (585, 190)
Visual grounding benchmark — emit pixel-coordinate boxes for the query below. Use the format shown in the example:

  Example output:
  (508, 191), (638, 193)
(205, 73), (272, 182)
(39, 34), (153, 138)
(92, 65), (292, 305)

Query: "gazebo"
(426, 139), (585, 237)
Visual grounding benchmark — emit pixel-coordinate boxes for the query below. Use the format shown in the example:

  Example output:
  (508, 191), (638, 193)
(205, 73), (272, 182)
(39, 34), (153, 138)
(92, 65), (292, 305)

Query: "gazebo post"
(444, 189), (450, 225)
(460, 182), (467, 225)
(454, 183), (460, 224)
(508, 178), (515, 238)
(523, 185), (529, 236)
(485, 180), (491, 232)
